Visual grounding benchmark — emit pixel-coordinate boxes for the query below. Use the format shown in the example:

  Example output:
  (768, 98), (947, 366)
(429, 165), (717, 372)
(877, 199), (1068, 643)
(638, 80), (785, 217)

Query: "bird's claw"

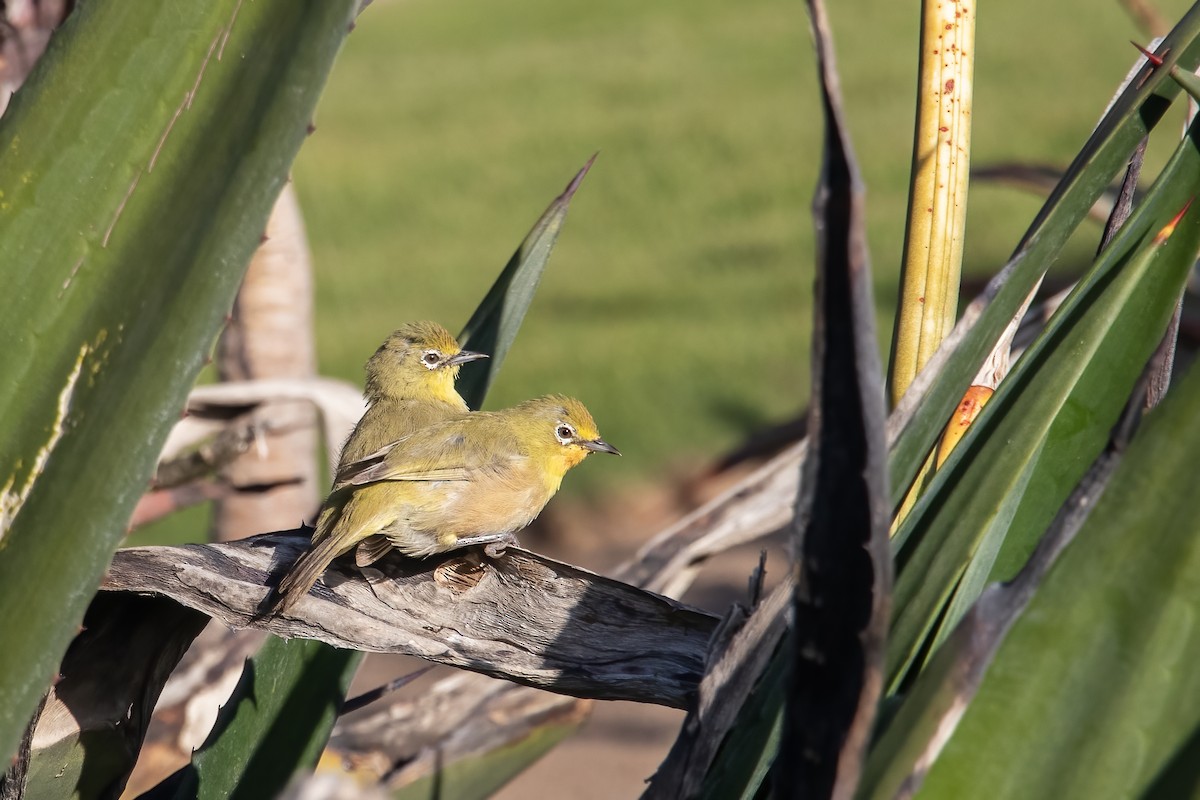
(483, 533), (520, 559)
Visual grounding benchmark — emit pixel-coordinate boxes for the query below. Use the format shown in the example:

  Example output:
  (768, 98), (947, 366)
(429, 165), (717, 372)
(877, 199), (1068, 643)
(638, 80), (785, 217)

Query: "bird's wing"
(334, 414), (518, 490)
(335, 459), (470, 488)
(354, 535), (393, 567)
(332, 434), (470, 487)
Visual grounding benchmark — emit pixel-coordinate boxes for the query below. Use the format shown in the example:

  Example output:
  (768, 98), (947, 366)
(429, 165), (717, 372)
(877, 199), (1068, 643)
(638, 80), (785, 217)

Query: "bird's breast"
(411, 457), (556, 536)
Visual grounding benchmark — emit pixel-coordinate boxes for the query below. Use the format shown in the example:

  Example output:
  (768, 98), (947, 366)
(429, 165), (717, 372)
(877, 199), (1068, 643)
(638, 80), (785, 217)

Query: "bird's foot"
(482, 533), (521, 559)
(454, 531), (521, 558)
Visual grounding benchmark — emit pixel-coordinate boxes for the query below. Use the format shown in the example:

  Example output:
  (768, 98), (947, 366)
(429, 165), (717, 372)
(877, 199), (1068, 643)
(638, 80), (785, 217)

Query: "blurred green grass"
(286, 0), (1188, 497)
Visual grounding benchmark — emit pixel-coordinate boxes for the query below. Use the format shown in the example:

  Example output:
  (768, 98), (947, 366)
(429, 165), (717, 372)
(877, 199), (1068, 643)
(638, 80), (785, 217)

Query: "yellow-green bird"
(273, 394), (619, 612)
(318, 321), (485, 568)
(344, 320), (487, 464)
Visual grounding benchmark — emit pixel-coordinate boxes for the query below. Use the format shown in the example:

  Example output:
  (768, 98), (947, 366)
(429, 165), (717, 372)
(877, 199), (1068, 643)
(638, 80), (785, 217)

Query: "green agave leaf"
(857, 376), (1145, 800)
(150, 638), (357, 800)
(13, 595), (208, 800)
(173, 632), (361, 799)
(888, 9), (1200, 509)
(456, 154), (597, 410)
(886, 123), (1200, 691)
(1141, 728), (1200, 799)
(1170, 63), (1200, 105)
(913, 356), (1200, 799)
(0, 0), (356, 762)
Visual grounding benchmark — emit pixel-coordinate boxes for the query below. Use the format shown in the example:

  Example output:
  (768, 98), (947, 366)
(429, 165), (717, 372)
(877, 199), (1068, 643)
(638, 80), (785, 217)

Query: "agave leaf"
(144, 637), (357, 800)
(456, 154), (597, 410)
(778, 0), (890, 795)
(13, 595), (209, 800)
(888, 11), (1200, 509)
(911, 355), (1200, 798)
(857, 369), (1148, 800)
(887, 123), (1200, 690)
(1140, 729), (1200, 799)
(0, 0), (356, 762)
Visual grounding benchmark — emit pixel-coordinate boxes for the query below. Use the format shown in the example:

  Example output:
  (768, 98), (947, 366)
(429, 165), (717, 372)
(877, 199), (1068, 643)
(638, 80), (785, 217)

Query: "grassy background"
(290, 0), (1191, 497)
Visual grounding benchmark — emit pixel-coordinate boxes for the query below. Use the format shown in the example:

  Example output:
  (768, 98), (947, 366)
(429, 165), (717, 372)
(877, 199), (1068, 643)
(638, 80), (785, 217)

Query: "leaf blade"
(455, 154), (596, 410)
(0, 0), (356, 761)
(780, 0), (891, 795)
(887, 124), (1200, 690)
(915, 358), (1200, 799)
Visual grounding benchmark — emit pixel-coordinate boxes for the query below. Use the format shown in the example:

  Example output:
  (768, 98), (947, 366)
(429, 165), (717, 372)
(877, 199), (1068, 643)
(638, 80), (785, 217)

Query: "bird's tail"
(272, 533), (345, 614)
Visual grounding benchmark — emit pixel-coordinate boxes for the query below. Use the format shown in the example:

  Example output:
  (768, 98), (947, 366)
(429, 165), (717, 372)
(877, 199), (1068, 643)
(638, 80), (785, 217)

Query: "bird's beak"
(582, 438), (621, 456)
(446, 350), (489, 366)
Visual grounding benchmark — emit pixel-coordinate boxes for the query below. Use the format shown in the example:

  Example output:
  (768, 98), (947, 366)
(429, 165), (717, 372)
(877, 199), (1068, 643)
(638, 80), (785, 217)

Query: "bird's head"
(514, 394), (620, 476)
(364, 321), (487, 403)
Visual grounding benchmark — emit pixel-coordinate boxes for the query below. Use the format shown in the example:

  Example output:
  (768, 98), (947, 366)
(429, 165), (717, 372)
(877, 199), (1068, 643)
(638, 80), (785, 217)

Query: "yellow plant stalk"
(935, 384), (994, 467)
(931, 277), (1040, 470)
(890, 0), (975, 531)
(889, 0), (976, 408)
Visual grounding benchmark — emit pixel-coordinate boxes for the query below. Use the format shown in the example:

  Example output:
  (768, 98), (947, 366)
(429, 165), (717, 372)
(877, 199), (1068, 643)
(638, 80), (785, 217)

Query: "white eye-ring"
(555, 423), (575, 444)
(421, 350), (442, 369)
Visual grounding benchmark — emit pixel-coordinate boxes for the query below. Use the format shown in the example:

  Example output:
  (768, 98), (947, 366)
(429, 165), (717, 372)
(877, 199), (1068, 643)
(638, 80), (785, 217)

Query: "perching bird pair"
(273, 321), (618, 612)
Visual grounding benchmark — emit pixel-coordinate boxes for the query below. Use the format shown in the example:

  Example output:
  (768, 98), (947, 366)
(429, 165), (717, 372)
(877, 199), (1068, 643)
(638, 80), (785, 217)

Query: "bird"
(343, 320), (487, 464)
(272, 394), (619, 612)
(316, 321), (486, 568)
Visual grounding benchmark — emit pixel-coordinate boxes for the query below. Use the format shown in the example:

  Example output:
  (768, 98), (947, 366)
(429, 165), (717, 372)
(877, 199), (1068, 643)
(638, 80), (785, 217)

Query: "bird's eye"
(555, 424), (575, 443)
(421, 351), (442, 368)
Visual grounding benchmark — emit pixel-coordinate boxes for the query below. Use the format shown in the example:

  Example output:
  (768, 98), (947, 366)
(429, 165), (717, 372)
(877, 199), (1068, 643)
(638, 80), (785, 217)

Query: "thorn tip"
(560, 152), (599, 203)
(1131, 40), (1165, 67)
